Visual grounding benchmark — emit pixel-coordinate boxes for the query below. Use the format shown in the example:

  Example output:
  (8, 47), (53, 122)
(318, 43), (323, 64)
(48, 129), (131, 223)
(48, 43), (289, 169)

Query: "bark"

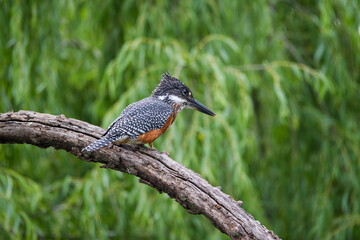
(0, 110), (280, 240)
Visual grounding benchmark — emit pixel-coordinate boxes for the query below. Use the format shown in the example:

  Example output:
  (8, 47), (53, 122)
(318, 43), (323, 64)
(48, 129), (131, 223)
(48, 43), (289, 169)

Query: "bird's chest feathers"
(136, 111), (177, 143)
(171, 102), (185, 113)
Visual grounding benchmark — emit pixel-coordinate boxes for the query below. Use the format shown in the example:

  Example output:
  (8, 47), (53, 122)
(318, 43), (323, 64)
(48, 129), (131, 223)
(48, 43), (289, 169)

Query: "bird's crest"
(152, 71), (189, 97)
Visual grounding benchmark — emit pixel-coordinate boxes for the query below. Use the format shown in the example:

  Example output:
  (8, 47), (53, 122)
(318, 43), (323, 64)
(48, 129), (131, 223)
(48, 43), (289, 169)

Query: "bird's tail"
(82, 136), (112, 152)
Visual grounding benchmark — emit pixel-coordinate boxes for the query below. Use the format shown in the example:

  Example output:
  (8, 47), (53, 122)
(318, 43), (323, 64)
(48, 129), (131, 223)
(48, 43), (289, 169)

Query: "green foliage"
(1, 0), (359, 239)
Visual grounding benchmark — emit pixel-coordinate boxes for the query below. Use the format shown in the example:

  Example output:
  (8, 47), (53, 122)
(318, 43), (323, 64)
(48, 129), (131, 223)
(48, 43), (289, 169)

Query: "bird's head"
(152, 72), (215, 116)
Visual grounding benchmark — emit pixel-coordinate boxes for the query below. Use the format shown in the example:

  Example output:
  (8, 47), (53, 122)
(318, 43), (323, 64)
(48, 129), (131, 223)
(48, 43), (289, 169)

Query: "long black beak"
(188, 98), (215, 116)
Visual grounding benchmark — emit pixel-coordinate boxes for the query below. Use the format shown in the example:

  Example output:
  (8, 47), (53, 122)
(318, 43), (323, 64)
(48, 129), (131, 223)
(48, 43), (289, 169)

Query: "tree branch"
(0, 110), (280, 240)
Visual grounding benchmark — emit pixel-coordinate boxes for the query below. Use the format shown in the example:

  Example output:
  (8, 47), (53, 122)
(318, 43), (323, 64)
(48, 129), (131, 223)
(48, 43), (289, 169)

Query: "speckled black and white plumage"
(106, 97), (173, 137)
(82, 72), (215, 152)
(82, 97), (173, 152)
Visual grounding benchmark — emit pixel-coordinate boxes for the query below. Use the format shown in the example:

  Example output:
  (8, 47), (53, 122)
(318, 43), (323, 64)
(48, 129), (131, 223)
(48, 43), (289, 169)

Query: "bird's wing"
(102, 99), (140, 137)
(104, 97), (174, 142)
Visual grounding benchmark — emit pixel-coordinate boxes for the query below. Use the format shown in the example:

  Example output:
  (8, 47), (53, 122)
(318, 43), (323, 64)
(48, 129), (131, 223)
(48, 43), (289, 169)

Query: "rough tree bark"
(0, 110), (280, 240)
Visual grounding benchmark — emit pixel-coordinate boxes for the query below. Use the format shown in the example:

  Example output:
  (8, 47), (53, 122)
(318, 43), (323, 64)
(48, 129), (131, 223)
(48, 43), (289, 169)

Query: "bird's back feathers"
(82, 97), (173, 152)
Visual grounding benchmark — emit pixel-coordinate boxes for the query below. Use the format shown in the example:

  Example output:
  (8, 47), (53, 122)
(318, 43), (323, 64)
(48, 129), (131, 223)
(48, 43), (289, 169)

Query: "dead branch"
(0, 110), (280, 240)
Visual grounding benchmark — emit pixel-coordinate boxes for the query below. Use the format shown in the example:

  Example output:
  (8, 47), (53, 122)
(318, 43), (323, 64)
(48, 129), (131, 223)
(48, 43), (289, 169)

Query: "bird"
(82, 72), (215, 152)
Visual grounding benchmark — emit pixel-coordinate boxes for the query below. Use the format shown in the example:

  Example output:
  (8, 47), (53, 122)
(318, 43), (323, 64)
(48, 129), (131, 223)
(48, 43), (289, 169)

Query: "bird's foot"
(148, 143), (158, 151)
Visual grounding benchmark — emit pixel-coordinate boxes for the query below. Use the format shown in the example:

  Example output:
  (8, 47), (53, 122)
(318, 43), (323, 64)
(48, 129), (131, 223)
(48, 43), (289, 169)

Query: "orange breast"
(137, 112), (177, 144)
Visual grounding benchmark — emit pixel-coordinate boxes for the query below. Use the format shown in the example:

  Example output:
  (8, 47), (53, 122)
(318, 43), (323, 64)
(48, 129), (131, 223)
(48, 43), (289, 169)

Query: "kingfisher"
(82, 72), (215, 152)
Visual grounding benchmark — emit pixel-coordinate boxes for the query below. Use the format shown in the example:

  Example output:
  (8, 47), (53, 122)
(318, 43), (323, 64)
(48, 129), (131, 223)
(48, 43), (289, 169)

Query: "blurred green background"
(1, 0), (359, 239)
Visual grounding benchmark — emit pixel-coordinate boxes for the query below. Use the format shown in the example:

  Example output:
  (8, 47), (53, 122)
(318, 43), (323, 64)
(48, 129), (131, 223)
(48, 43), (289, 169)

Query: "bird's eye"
(182, 89), (189, 96)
